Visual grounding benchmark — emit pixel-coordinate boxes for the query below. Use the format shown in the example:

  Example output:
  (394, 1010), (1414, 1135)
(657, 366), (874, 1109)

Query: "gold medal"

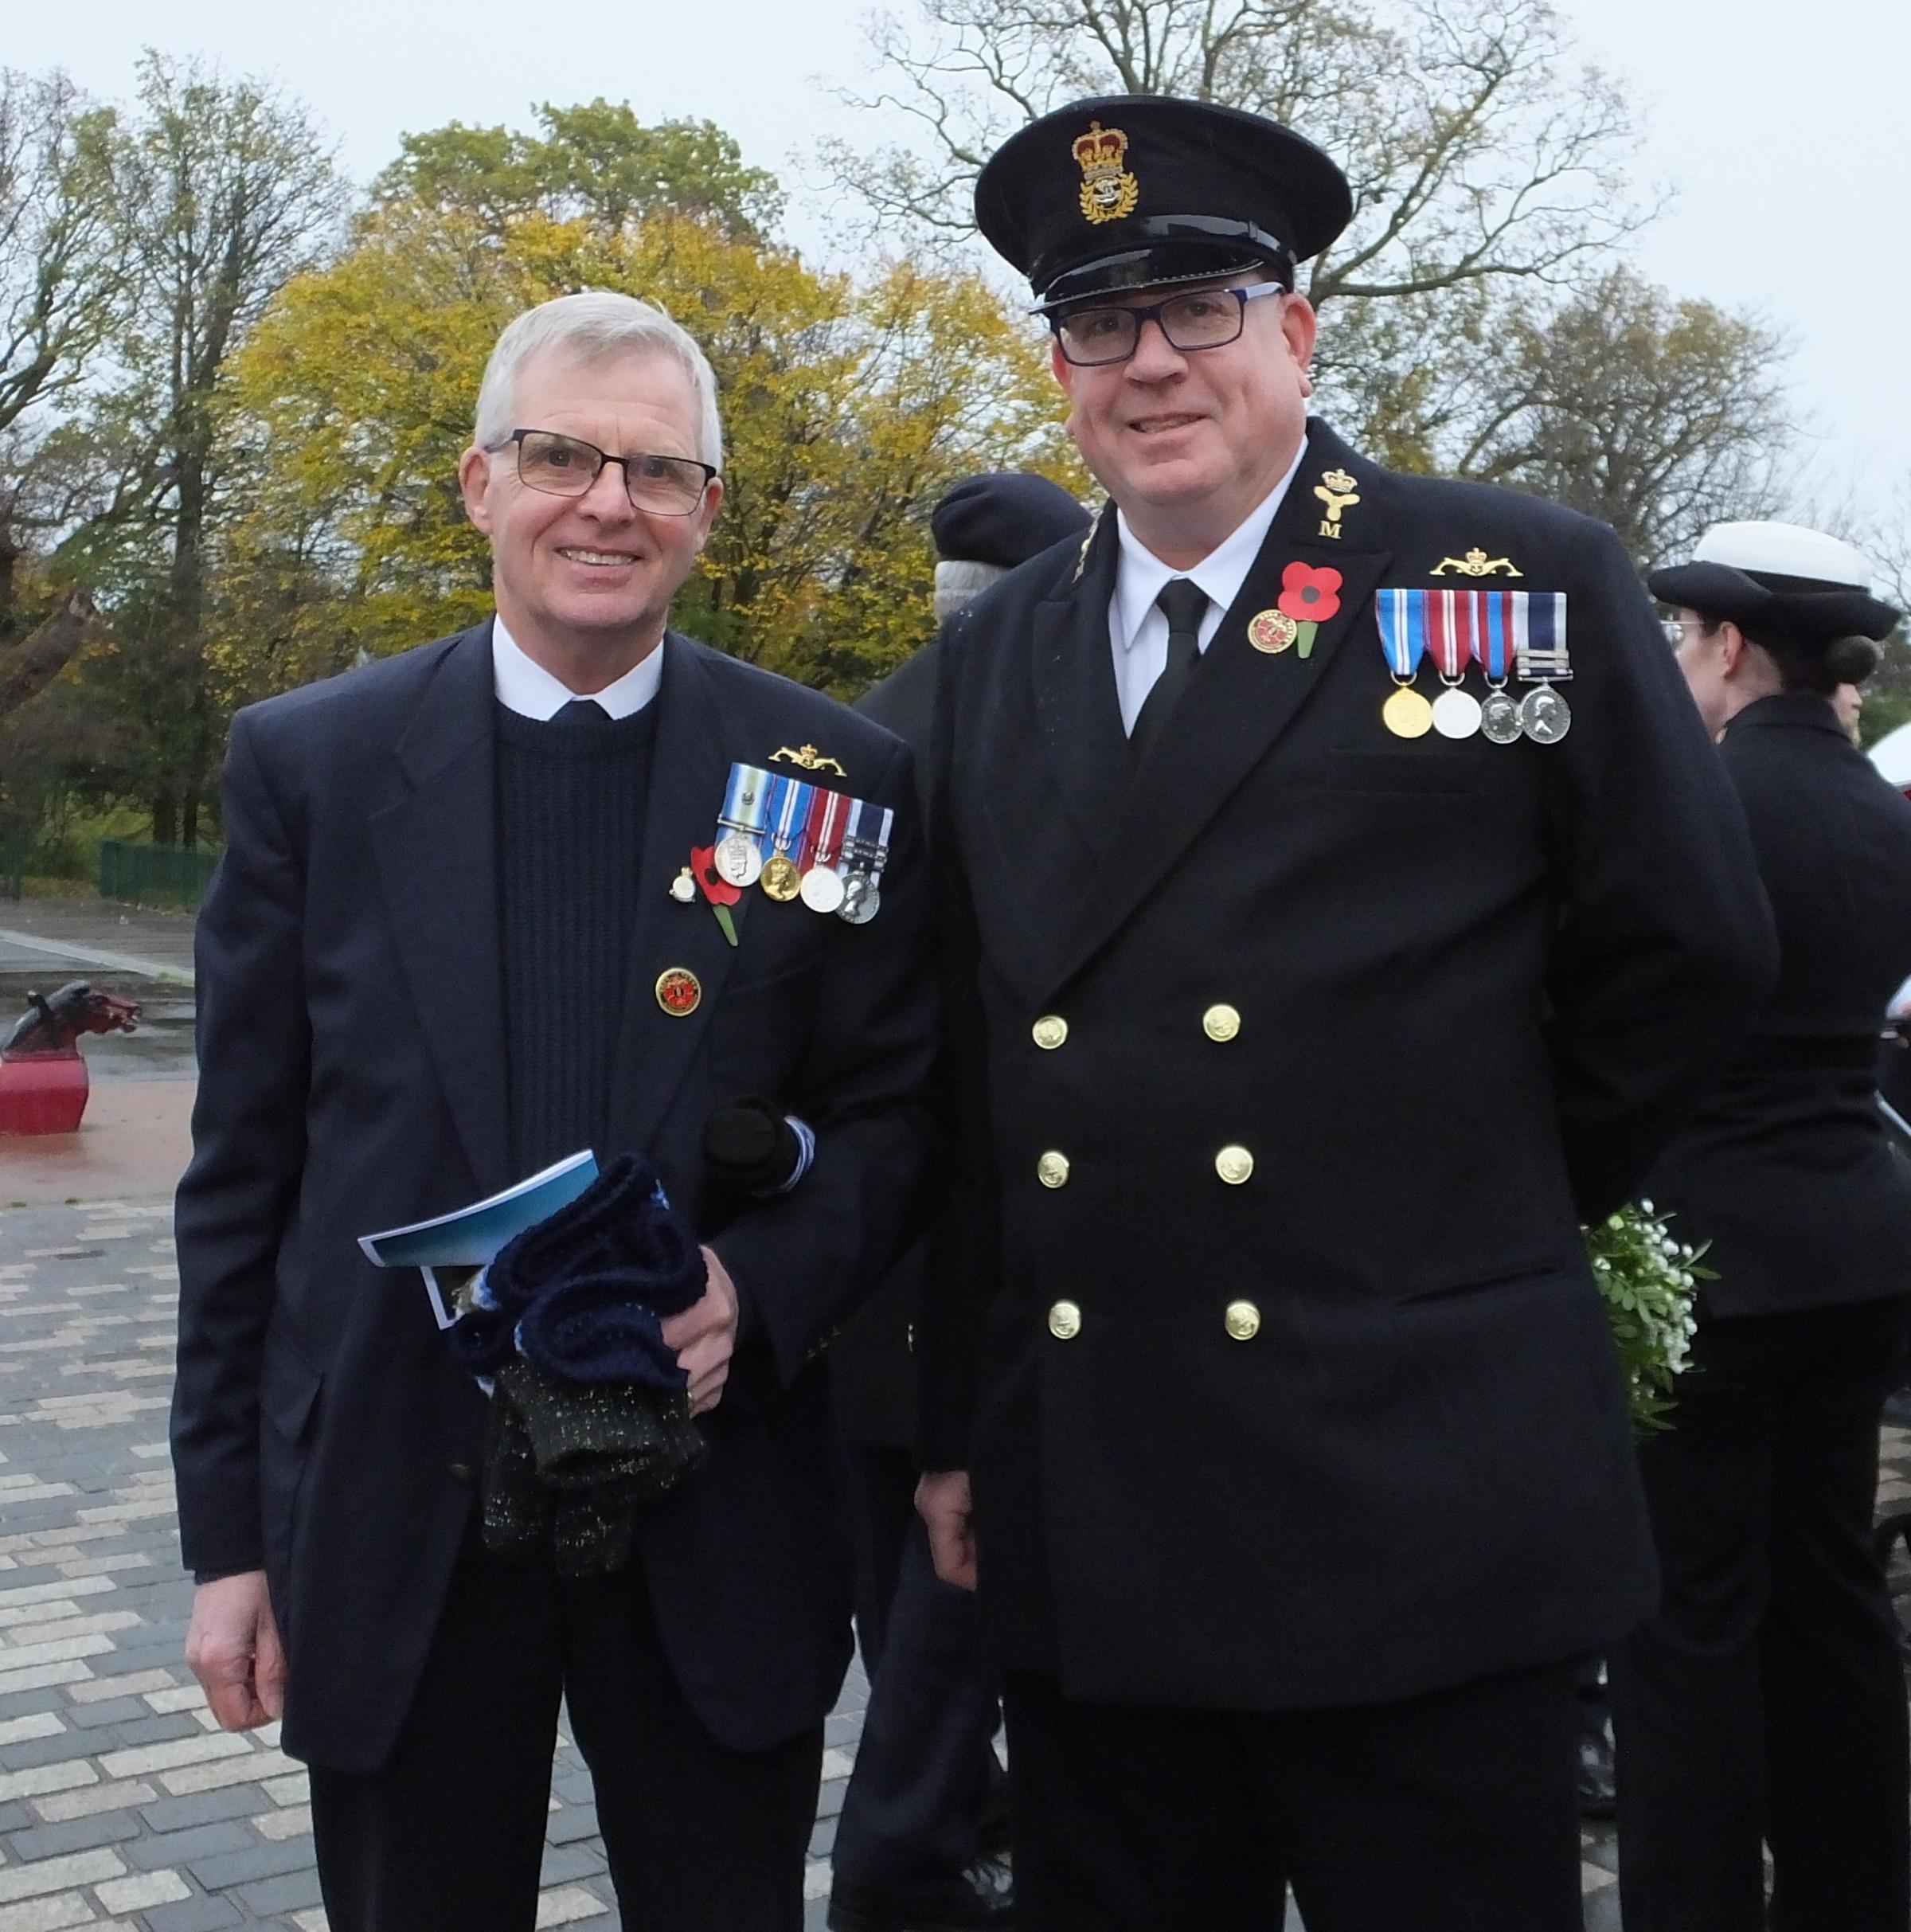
(761, 853), (801, 901)
(1248, 609), (1298, 654)
(1381, 686), (1435, 739)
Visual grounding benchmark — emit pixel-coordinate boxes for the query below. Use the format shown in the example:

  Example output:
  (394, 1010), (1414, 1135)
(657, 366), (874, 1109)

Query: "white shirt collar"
(1110, 439), (1309, 653)
(490, 616), (664, 721)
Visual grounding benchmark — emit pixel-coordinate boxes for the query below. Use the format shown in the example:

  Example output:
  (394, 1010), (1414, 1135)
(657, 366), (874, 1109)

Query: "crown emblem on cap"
(1072, 120), (1139, 226)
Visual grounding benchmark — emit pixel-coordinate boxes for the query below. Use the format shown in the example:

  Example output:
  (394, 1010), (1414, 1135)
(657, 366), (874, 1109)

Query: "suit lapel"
(1030, 506), (1130, 857)
(370, 624), (513, 1198)
(609, 639), (752, 1152)
(1053, 424), (1392, 988)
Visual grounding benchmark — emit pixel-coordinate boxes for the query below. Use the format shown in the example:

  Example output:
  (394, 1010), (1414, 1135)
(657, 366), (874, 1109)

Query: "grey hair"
(472, 291), (724, 472)
(935, 559), (1007, 624)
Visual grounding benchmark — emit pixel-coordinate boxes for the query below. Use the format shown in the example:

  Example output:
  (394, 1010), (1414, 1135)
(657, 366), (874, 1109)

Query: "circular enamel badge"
(655, 968), (702, 1017)
(1248, 609), (1299, 654)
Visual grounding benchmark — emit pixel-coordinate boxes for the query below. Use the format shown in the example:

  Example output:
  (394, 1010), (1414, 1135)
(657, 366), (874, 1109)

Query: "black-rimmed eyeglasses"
(489, 428), (717, 516)
(1050, 283), (1286, 367)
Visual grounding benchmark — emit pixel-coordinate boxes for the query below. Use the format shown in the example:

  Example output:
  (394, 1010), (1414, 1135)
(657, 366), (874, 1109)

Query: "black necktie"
(1130, 578), (1209, 768)
(552, 698), (613, 726)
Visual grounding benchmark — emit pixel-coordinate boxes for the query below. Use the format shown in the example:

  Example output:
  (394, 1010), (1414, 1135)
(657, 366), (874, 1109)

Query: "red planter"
(0, 1054), (90, 1135)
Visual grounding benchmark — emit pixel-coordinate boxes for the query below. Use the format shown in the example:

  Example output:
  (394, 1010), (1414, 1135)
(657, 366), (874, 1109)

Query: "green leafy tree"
(371, 100), (784, 242)
(60, 53), (345, 847)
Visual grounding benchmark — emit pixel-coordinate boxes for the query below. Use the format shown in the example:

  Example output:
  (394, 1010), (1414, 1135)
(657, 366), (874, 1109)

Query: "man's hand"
(185, 1571), (287, 1731)
(917, 1469), (978, 1592)
(663, 1247), (741, 1416)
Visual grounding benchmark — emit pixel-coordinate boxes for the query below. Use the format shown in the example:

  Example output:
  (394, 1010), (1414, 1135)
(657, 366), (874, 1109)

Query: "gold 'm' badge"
(1073, 121), (1139, 225)
(1314, 468), (1360, 540)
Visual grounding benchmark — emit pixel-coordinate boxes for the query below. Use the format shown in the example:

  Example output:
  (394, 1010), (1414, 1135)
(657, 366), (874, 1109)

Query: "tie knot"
(1156, 577), (1209, 640)
(552, 698), (613, 727)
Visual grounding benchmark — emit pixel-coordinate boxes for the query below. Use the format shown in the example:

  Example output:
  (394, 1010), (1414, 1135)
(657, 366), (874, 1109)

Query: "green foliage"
(371, 100), (784, 243)
(1585, 1202), (1710, 1434)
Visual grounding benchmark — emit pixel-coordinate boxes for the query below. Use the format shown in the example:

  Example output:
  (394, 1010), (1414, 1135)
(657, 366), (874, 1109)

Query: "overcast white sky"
(10, 0), (1909, 525)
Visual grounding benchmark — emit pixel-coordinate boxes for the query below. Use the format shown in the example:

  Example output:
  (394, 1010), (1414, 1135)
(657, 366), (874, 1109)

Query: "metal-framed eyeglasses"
(489, 428), (717, 516)
(1050, 282), (1287, 367)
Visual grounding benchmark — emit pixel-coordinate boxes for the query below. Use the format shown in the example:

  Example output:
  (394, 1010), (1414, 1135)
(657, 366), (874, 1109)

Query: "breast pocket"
(709, 955), (825, 1093)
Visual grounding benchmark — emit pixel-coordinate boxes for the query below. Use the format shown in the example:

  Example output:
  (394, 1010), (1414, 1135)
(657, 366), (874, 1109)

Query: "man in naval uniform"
(913, 96), (1779, 1931)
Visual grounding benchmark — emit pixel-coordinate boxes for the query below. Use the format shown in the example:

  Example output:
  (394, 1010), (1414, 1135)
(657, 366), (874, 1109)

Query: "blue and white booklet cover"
(358, 1150), (599, 1329)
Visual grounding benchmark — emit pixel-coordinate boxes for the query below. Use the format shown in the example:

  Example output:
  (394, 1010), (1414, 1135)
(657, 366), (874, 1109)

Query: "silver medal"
(838, 878), (881, 925)
(799, 864), (846, 914)
(1431, 686), (1483, 741)
(1479, 690), (1523, 745)
(714, 831), (763, 888)
(1518, 686), (1572, 745)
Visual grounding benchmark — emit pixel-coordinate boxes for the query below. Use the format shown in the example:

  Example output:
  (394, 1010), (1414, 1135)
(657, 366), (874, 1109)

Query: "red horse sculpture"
(0, 980), (143, 1135)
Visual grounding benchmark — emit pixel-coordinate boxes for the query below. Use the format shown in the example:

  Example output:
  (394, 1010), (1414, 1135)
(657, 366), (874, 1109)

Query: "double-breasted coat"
(916, 419), (1778, 1712)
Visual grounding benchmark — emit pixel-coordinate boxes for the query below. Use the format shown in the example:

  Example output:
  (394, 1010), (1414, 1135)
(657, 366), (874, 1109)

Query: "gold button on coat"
(1225, 1300), (1261, 1341)
(1038, 1150), (1071, 1188)
(1215, 1144), (1254, 1185)
(1049, 1300), (1082, 1340)
(1202, 1003), (1241, 1042)
(1032, 1015), (1069, 1050)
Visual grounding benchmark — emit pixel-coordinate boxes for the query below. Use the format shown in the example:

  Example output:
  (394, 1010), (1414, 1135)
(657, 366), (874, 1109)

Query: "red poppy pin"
(690, 845), (741, 947)
(1276, 561), (1342, 658)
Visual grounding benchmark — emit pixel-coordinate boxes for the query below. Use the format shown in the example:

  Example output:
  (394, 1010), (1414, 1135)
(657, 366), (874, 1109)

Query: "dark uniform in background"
(1612, 522), (1911, 1931)
(916, 96), (1778, 1931)
(829, 473), (1088, 1932)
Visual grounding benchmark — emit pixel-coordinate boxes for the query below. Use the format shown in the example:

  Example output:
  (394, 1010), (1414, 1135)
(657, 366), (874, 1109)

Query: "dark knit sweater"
(495, 698), (658, 1178)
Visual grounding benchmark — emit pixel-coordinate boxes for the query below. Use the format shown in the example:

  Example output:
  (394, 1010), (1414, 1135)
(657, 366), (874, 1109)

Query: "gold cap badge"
(1073, 121), (1139, 225)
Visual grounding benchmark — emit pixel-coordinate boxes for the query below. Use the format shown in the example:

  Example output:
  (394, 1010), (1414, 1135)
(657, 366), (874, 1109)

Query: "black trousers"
(1001, 1658), (1584, 1932)
(308, 1519), (823, 1932)
(1610, 1293), (1911, 1932)
(834, 1444), (1006, 1886)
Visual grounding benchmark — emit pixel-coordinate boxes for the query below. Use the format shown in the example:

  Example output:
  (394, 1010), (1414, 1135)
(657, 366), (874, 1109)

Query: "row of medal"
(707, 764), (895, 925)
(1375, 589), (1572, 745)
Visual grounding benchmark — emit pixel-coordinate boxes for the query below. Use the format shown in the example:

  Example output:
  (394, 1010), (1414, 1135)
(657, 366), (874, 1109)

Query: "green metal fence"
(97, 839), (221, 910)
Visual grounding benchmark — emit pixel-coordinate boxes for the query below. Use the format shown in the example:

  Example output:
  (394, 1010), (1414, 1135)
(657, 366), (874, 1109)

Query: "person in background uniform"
(829, 471), (1089, 1932)
(913, 95), (1778, 1932)
(172, 291), (936, 1932)
(1612, 521), (1911, 1932)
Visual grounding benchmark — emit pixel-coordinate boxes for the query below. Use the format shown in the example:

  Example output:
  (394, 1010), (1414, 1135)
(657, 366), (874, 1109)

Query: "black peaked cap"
(931, 472), (1092, 569)
(975, 95), (1353, 311)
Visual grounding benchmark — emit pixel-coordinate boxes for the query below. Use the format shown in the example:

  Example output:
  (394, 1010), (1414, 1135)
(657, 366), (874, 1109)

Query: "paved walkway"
(0, 901), (197, 985)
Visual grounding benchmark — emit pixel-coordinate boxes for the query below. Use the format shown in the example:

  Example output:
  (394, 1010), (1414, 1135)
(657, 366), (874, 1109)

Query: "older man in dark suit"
(914, 96), (1778, 1931)
(172, 291), (936, 1932)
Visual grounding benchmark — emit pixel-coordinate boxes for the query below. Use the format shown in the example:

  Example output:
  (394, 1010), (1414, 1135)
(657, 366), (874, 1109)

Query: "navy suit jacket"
(172, 622), (937, 1770)
(1648, 693), (1911, 1317)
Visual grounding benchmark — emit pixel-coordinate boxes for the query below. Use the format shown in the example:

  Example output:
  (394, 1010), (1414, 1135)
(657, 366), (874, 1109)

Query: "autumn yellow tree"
(215, 191), (1079, 705)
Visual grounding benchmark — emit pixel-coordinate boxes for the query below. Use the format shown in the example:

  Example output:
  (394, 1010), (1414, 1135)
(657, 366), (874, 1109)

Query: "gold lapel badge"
(1248, 610), (1299, 654)
(771, 744), (846, 776)
(655, 968), (702, 1017)
(1073, 121), (1139, 225)
(1431, 548), (1523, 578)
(1313, 468), (1360, 541)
